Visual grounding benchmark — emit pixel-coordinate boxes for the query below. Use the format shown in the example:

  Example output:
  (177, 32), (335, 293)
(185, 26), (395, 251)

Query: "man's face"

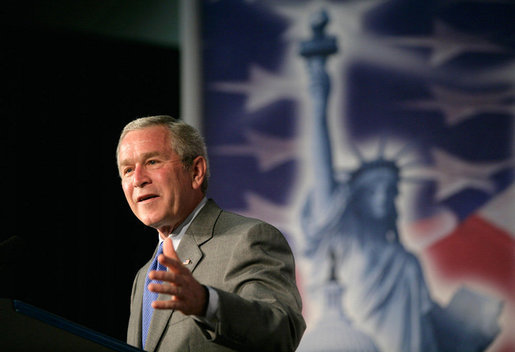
(118, 125), (197, 232)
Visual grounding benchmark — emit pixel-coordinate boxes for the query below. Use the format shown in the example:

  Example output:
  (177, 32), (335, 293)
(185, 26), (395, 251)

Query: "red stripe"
(425, 214), (515, 299)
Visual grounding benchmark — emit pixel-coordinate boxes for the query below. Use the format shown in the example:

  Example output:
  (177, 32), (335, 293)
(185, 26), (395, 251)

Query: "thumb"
(163, 236), (179, 260)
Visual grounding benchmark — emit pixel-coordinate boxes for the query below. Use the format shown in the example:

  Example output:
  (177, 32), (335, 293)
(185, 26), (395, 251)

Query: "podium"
(0, 299), (143, 352)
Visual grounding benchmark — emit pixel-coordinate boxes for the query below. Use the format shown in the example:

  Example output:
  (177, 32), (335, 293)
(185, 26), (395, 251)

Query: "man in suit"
(117, 115), (305, 351)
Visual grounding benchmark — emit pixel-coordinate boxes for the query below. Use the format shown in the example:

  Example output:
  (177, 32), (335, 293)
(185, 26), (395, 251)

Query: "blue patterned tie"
(142, 241), (165, 348)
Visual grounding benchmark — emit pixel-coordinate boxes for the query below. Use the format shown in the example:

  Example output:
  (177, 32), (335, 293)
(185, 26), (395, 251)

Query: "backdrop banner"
(199, 1), (514, 351)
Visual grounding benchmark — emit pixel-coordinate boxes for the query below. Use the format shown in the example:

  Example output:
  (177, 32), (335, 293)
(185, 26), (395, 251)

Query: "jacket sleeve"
(194, 221), (306, 351)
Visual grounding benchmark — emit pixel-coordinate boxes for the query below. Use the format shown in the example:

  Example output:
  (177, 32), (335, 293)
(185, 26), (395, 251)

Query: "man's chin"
(138, 214), (165, 228)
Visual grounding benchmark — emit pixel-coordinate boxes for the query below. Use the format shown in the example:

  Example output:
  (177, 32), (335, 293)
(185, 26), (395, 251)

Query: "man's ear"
(190, 156), (207, 190)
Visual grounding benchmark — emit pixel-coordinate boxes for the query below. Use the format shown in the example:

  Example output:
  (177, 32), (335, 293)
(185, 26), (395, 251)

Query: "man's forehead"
(118, 127), (175, 161)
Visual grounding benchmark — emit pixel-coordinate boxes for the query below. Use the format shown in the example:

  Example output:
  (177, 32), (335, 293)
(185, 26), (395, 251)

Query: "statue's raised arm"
(300, 10), (338, 218)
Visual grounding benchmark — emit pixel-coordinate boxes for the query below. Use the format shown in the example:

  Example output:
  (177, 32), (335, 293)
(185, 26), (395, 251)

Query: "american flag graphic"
(199, 0), (514, 351)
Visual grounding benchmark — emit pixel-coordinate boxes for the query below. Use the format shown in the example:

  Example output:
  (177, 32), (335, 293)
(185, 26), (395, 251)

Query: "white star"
(384, 20), (507, 66)
(228, 191), (299, 237)
(401, 85), (515, 125)
(431, 148), (514, 201)
(211, 129), (298, 172)
(209, 64), (303, 113)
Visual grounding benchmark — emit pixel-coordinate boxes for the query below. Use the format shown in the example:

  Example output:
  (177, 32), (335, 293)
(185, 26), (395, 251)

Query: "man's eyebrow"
(141, 151), (162, 160)
(119, 151), (162, 167)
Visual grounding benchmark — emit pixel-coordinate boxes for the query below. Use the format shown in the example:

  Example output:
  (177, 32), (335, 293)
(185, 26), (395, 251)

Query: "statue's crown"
(349, 158), (400, 189)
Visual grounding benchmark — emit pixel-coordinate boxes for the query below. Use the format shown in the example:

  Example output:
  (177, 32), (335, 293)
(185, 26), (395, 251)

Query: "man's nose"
(133, 165), (151, 188)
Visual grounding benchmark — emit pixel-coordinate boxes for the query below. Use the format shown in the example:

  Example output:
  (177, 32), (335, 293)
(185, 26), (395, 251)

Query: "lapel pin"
(182, 259), (192, 265)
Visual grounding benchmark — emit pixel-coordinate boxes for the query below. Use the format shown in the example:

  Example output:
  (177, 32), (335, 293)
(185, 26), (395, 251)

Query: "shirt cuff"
(193, 286), (219, 329)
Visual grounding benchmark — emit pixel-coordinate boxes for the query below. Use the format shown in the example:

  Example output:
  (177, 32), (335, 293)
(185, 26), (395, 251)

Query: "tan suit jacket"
(127, 199), (305, 351)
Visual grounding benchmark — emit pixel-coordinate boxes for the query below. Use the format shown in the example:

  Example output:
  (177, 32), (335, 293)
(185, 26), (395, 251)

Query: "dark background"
(1, 1), (180, 341)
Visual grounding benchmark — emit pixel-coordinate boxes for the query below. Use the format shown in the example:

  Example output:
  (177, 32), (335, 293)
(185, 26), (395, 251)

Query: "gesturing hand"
(148, 237), (208, 316)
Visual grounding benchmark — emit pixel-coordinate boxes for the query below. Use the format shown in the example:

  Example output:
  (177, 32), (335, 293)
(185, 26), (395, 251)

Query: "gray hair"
(116, 115), (210, 194)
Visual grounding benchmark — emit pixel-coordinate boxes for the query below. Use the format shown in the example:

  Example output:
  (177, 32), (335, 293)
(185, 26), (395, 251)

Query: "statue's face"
(356, 177), (397, 220)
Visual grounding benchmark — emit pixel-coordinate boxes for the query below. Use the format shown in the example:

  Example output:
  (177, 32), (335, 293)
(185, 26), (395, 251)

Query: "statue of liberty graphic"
(297, 9), (502, 352)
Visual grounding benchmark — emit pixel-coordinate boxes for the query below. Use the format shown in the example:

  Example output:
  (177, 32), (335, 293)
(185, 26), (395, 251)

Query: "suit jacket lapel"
(176, 199), (220, 273)
(127, 267), (145, 348)
(144, 199), (221, 351)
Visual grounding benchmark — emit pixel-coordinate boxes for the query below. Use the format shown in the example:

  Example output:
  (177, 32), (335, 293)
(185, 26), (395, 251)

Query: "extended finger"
(148, 282), (184, 299)
(157, 257), (187, 277)
(150, 281), (208, 316)
(162, 237), (179, 260)
(148, 269), (187, 286)
(152, 299), (185, 311)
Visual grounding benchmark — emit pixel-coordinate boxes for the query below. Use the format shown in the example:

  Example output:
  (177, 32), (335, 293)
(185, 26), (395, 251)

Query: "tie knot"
(155, 241), (166, 272)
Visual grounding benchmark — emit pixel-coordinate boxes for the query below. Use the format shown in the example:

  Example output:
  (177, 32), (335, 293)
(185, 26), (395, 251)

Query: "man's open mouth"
(137, 194), (159, 203)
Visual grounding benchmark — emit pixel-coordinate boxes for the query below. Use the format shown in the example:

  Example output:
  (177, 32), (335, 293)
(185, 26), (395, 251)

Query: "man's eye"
(147, 160), (159, 166)
(123, 167), (133, 175)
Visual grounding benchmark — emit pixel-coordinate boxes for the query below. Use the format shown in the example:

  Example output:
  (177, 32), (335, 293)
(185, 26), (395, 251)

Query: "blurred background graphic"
(198, 1), (514, 351)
